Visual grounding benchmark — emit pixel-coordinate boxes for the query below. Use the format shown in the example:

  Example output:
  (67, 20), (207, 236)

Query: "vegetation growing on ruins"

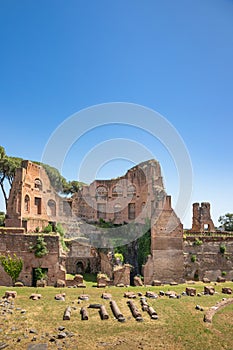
(0, 253), (23, 285)
(191, 254), (197, 263)
(219, 243), (226, 255)
(34, 267), (47, 281)
(30, 235), (49, 258)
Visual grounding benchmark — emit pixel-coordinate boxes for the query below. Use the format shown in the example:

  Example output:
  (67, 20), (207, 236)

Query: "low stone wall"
(184, 237), (233, 281)
(0, 232), (65, 286)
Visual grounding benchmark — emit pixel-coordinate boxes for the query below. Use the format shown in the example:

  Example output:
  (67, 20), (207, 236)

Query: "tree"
(0, 146), (22, 209)
(0, 253), (23, 285)
(219, 213), (233, 231)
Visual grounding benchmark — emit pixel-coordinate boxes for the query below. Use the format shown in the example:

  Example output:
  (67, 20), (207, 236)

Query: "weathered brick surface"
(0, 233), (65, 286)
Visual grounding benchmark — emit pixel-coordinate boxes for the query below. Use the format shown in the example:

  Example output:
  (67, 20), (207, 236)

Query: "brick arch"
(34, 178), (42, 191)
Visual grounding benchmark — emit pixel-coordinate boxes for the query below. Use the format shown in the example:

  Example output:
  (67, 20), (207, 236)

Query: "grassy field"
(0, 281), (233, 349)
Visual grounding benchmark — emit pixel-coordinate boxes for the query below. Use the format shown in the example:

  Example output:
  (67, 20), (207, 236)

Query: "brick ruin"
(1, 158), (233, 286)
(191, 202), (215, 232)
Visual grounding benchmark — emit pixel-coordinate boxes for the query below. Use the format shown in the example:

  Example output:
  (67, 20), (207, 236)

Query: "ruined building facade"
(2, 158), (233, 286)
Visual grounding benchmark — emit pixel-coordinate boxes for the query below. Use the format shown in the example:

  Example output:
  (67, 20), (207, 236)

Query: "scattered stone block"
(124, 292), (137, 299)
(165, 291), (177, 297)
(78, 294), (89, 301)
(170, 282), (178, 286)
(204, 286), (215, 295)
(202, 277), (210, 283)
(73, 274), (83, 284)
(36, 280), (47, 288)
(152, 280), (162, 286)
(27, 344), (48, 350)
(186, 287), (196, 296)
(217, 276), (226, 283)
(29, 294), (42, 300)
(14, 282), (24, 287)
(146, 291), (158, 298)
(101, 293), (112, 300)
(5, 291), (17, 299)
(116, 283), (125, 287)
(77, 283), (86, 288)
(55, 293), (66, 301)
(222, 287), (232, 294)
(55, 279), (66, 288)
(134, 276), (143, 286)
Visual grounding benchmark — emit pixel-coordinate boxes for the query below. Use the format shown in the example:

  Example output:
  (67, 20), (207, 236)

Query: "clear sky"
(0, 0), (233, 228)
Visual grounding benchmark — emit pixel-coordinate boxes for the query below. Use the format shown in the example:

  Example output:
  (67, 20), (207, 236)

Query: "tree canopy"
(219, 213), (233, 232)
(0, 253), (23, 285)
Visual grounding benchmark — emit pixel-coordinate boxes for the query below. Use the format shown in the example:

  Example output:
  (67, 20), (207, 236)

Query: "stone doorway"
(76, 261), (84, 274)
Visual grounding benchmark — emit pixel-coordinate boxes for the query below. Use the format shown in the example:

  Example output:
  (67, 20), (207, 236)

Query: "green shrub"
(222, 271), (227, 276)
(193, 238), (203, 246)
(114, 253), (124, 263)
(0, 253), (23, 285)
(31, 235), (49, 258)
(43, 224), (53, 233)
(34, 267), (47, 281)
(191, 254), (197, 263)
(220, 244), (226, 254)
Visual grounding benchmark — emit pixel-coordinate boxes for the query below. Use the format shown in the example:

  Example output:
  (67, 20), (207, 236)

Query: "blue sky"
(0, 0), (233, 228)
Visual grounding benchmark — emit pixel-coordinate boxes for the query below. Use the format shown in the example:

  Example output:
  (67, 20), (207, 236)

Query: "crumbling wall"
(191, 202), (215, 232)
(184, 237), (233, 281)
(5, 160), (70, 232)
(72, 159), (165, 224)
(0, 232), (65, 286)
(65, 241), (100, 274)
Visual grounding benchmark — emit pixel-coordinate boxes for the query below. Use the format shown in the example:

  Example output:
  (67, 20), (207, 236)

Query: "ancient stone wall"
(71, 159), (165, 224)
(191, 202), (215, 232)
(143, 196), (184, 284)
(0, 232), (65, 286)
(184, 237), (233, 281)
(5, 161), (70, 232)
(65, 241), (100, 274)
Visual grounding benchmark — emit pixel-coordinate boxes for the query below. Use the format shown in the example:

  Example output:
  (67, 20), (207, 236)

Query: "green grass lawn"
(0, 281), (233, 349)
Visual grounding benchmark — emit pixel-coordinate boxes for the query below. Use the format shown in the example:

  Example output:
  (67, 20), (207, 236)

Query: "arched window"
(34, 178), (42, 191)
(96, 186), (108, 199)
(112, 185), (123, 197)
(24, 195), (30, 212)
(127, 185), (136, 197)
(114, 204), (122, 220)
(47, 199), (56, 216)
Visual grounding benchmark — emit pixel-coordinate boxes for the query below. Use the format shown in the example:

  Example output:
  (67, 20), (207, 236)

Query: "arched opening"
(34, 178), (42, 191)
(24, 195), (30, 212)
(96, 186), (108, 199)
(76, 261), (84, 274)
(127, 185), (136, 197)
(112, 185), (123, 197)
(47, 199), (56, 216)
